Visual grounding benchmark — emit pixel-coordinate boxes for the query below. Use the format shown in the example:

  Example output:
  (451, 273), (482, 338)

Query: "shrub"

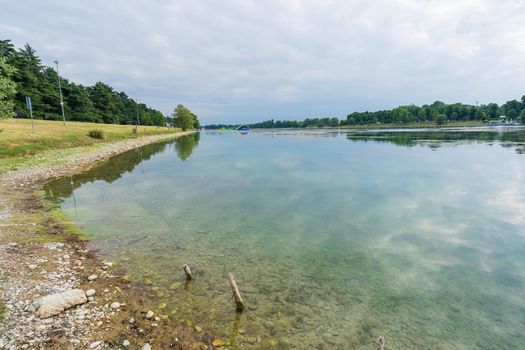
(87, 129), (105, 139)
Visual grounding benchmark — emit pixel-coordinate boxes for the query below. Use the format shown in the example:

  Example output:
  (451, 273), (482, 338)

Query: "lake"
(45, 128), (525, 349)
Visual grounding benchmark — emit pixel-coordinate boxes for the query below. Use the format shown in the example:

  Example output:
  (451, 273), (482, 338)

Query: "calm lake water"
(46, 128), (525, 349)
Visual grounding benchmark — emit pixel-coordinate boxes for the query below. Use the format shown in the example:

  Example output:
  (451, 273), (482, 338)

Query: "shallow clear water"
(46, 128), (525, 349)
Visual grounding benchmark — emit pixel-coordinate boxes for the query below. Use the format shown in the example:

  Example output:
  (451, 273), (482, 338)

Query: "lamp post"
(54, 60), (66, 126)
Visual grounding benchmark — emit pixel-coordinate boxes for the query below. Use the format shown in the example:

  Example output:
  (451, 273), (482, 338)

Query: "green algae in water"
(46, 130), (525, 349)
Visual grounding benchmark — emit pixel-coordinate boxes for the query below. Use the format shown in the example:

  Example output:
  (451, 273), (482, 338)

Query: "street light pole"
(54, 60), (66, 126)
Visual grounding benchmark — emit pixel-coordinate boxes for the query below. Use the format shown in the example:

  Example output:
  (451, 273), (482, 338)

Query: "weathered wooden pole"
(182, 264), (193, 280)
(227, 273), (245, 311)
(376, 336), (385, 350)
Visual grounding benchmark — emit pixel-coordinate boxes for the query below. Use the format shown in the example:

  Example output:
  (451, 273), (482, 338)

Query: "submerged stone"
(212, 339), (225, 347)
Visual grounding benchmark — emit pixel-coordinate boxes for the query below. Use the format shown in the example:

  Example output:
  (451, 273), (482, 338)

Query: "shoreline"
(0, 131), (217, 350)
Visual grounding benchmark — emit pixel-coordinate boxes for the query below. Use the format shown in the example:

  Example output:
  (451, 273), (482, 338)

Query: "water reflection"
(174, 133), (200, 161)
(345, 127), (525, 152)
(48, 134), (200, 199)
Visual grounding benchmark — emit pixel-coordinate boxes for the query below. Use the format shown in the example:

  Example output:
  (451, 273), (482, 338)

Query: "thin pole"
(54, 60), (66, 126)
(25, 96), (35, 133)
(182, 264), (193, 280)
(376, 336), (385, 350)
(227, 273), (245, 312)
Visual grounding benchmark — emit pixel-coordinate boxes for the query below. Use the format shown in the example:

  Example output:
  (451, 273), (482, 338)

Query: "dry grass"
(0, 118), (180, 159)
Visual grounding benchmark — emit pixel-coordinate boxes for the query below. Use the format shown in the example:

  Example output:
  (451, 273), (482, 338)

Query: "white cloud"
(1, 0), (525, 124)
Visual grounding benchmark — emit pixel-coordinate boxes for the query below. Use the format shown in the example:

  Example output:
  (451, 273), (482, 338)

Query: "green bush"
(87, 129), (105, 139)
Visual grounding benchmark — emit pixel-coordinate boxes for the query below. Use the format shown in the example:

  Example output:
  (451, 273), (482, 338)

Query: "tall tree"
(172, 104), (196, 131)
(0, 56), (17, 118)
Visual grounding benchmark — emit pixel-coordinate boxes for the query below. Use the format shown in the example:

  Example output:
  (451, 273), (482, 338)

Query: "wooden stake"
(376, 336), (385, 350)
(182, 264), (193, 280)
(228, 273), (245, 311)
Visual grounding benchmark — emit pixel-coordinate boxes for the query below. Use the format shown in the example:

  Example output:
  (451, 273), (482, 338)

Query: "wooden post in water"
(228, 273), (245, 311)
(182, 264), (193, 280)
(376, 336), (385, 350)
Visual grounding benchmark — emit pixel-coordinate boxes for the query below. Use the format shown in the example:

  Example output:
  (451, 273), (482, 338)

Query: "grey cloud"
(1, 0), (524, 124)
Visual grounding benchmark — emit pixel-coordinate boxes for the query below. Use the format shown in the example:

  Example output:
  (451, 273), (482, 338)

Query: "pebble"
(142, 343), (152, 350)
(123, 340), (130, 347)
(87, 274), (98, 281)
(89, 341), (103, 349)
(145, 311), (154, 319)
(86, 289), (96, 297)
(110, 302), (120, 309)
(212, 339), (225, 347)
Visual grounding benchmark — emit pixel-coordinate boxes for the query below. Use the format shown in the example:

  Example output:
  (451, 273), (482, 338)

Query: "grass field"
(0, 118), (180, 159)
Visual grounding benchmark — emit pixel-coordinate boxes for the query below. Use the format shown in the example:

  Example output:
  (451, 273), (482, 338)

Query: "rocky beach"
(0, 132), (222, 350)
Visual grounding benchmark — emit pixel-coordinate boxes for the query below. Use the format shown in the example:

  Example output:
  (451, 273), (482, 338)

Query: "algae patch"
(0, 299), (5, 319)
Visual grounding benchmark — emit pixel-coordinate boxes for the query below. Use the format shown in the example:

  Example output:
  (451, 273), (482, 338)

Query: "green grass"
(0, 118), (184, 175)
(0, 118), (180, 159)
(341, 120), (485, 129)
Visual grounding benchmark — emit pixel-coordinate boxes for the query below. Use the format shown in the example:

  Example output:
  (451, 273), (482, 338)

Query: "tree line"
(344, 98), (525, 126)
(0, 39), (198, 128)
(205, 96), (525, 129)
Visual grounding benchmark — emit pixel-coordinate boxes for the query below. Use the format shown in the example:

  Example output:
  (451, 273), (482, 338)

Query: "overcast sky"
(1, 0), (525, 124)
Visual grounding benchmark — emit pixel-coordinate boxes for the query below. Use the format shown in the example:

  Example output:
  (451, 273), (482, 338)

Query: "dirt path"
(0, 132), (218, 350)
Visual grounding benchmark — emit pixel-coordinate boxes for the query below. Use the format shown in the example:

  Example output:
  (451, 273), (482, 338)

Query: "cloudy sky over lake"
(1, 0), (525, 124)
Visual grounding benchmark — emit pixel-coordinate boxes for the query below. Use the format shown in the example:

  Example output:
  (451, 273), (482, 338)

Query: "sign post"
(25, 96), (35, 133)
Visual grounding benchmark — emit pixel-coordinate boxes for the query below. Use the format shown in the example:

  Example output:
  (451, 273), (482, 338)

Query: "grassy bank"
(0, 118), (182, 174)
(0, 118), (180, 159)
(341, 120), (485, 129)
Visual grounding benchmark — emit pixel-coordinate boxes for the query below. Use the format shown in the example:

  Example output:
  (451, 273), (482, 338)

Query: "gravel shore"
(0, 132), (216, 350)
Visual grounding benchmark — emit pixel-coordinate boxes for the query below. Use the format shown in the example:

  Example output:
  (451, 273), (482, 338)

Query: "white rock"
(34, 289), (87, 318)
(122, 340), (130, 347)
(89, 341), (103, 349)
(145, 310), (154, 319)
(87, 274), (98, 281)
(85, 289), (96, 297)
(142, 344), (152, 350)
(110, 302), (120, 309)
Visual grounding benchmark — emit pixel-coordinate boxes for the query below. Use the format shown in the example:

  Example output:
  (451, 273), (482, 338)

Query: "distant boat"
(235, 124), (250, 133)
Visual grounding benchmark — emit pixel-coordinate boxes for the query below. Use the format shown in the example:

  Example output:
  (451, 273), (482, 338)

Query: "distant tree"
(393, 107), (410, 123)
(0, 56), (17, 118)
(435, 114), (446, 125)
(507, 109), (517, 119)
(172, 104), (195, 131)
(520, 109), (525, 124)
(486, 103), (499, 119)
(191, 112), (200, 129)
